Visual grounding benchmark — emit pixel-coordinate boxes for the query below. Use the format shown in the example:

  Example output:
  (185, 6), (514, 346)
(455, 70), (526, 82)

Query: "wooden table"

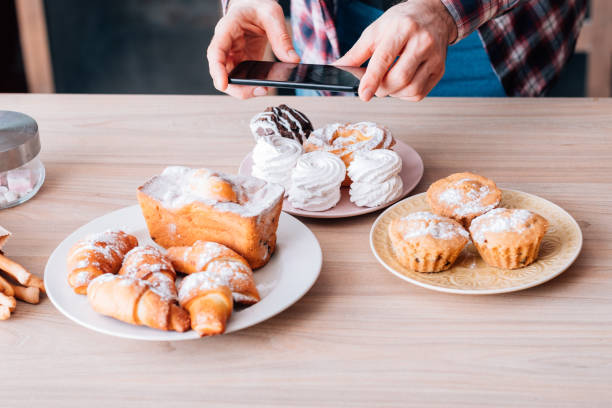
(1, 95), (611, 407)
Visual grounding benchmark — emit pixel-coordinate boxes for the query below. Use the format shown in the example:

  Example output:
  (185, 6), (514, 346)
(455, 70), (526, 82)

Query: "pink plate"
(238, 139), (424, 219)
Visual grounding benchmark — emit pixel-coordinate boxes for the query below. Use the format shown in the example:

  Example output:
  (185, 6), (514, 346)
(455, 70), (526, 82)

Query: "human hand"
(334, 0), (458, 102)
(207, 0), (300, 99)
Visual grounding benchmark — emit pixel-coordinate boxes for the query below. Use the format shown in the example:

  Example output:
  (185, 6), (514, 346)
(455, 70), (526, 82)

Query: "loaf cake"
(137, 166), (284, 269)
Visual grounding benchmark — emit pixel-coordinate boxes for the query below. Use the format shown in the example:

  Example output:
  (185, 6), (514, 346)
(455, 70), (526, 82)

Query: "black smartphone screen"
(228, 60), (364, 93)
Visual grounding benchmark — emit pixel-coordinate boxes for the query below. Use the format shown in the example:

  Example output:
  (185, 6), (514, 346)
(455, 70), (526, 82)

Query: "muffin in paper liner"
(469, 208), (548, 269)
(388, 211), (469, 273)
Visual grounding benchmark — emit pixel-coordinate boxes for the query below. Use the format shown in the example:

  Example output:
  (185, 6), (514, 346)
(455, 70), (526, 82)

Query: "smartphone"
(228, 60), (364, 93)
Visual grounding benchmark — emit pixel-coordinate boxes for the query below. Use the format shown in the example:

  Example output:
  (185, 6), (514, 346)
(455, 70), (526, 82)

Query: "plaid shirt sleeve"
(440, 0), (525, 42)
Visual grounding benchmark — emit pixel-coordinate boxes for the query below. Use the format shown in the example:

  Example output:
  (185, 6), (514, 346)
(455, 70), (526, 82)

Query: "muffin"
(469, 208), (548, 269)
(388, 211), (470, 272)
(427, 172), (502, 227)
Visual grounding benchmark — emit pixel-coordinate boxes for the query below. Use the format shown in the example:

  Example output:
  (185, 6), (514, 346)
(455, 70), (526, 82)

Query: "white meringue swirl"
(349, 175), (403, 207)
(251, 136), (303, 191)
(348, 149), (402, 184)
(287, 151), (346, 211)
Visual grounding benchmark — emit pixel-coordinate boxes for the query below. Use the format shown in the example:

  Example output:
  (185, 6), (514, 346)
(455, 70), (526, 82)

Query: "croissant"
(119, 246), (175, 281)
(178, 272), (233, 336)
(87, 274), (190, 332)
(167, 241), (260, 304)
(166, 240), (249, 273)
(67, 230), (138, 294)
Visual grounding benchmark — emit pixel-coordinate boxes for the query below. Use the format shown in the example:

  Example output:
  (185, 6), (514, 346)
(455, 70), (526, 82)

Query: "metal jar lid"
(0, 111), (41, 173)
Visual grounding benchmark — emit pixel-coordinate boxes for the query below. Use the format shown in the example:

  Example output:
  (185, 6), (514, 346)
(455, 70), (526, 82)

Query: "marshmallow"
(6, 169), (35, 195)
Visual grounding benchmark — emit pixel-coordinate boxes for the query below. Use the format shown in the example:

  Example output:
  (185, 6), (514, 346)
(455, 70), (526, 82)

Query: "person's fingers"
(392, 61), (433, 101)
(358, 34), (408, 101)
(260, 4), (300, 63)
(207, 21), (236, 91)
(377, 42), (422, 97)
(419, 67), (444, 99)
(224, 84), (269, 99)
(334, 31), (374, 68)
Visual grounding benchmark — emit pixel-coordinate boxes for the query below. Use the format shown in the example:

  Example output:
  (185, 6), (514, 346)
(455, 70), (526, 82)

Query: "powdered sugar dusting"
(90, 273), (176, 301)
(400, 211), (469, 240)
(139, 166), (284, 218)
(178, 271), (229, 304)
(122, 246), (174, 277)
(469, 208), (535, 244)
(438, 178), (498, 217)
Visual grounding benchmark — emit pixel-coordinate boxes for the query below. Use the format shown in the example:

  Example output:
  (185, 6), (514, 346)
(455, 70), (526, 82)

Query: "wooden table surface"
(1, 95), (611, 407)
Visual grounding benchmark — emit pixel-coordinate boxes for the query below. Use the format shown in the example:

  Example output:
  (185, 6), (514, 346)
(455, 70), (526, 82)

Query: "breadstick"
(0, 274), (15, 296)
(0, 292), (16, 312)
(0, 254), (45, 293)
(11, 284), (39, 304)
(0, 304), (10, 320)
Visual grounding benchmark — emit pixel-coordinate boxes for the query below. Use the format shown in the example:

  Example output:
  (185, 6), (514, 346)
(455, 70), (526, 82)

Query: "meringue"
(348, 149), (403, 207)
(348, 149), (402, 184)
(287, 151), (346, 211)
(251, 136), (303, 191)
(350, 175), (403, 207)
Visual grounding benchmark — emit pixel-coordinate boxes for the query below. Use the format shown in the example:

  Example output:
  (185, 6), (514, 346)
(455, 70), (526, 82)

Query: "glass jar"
(0, 111), (45, 209)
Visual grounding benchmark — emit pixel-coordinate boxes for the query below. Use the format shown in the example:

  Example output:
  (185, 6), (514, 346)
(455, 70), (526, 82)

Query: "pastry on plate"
(119, 246), (179, 299)
(427, 172), (501, 227)
(348, 149), (403, 207)
(137, 166), (284, 269)
(287, 151), (346, 211)
(469, 208), (548, 269)
(167, 241), (260, 305)
(303, 122), (395, 185)
(388, 211), (470, 272)
(87, 273), (190, 332)
(178, 272), (233, 336)
(251, 135), (303, 192)
(250, 104), (313, 144)
(67, 230), (138, 294)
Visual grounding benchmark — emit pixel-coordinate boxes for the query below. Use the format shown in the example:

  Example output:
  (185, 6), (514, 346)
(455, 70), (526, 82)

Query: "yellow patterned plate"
(370, 190), (583, 295)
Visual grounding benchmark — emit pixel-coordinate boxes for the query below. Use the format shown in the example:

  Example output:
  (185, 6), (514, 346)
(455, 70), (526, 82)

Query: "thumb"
(261, 8), (300, 63)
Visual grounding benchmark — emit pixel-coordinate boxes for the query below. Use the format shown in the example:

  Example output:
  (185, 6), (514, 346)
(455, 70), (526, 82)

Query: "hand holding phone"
(228, 61), (366, 93)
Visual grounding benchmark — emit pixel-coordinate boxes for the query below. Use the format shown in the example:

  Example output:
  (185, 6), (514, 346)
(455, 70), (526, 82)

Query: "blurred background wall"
(1, 0), (610, 97)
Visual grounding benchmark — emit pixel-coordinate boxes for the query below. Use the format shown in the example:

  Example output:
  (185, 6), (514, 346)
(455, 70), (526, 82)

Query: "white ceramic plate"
(370, 190), (583, 295)
(45, 206), (322, 340)
(238, 139), (424, 219)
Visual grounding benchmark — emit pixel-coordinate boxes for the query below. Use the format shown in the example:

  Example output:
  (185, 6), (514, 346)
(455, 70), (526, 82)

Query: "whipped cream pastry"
(251, 136), (303, 192)
(287, 151), (346, 211)
(348, 149), (403, 207)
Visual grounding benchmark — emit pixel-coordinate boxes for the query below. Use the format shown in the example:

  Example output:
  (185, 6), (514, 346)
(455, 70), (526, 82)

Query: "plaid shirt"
(223, 0), (586, 96)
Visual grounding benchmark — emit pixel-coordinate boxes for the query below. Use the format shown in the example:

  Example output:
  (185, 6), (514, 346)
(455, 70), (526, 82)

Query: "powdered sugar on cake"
(469, 208), (534, 244)
(139, 166), (284, 218)
(438, 178), (498, 217)
(401, 212), (469, 240)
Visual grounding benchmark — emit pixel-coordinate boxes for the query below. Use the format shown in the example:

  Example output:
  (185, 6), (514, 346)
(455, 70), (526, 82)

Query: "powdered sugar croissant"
(178, 272), (233, 336)
(67, 230), (138, 294)
(167, 241), (260, 305)
(87, 273), (190, 332)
